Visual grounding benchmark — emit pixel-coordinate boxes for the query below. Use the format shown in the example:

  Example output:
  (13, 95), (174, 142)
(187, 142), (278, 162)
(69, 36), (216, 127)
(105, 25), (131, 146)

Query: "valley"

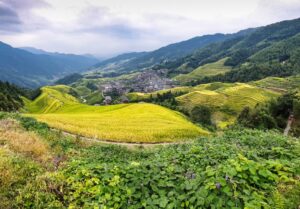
(0, 14), (300, 209)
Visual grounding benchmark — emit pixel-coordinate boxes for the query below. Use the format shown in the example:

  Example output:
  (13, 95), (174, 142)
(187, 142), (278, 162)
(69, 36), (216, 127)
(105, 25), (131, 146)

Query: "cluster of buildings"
(97, 70), (175, 105)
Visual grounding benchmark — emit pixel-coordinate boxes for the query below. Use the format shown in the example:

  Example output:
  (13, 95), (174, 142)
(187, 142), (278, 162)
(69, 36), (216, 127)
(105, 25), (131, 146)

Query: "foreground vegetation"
(24, 86), (207, 142)
(0, 113), (299, 208)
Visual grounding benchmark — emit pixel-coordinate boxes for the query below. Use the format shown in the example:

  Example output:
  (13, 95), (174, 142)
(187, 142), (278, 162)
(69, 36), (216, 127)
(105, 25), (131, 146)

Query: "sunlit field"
(174, 58), (232, 84)
(176, 83), (279, 128)
(24, 86), (208, 143)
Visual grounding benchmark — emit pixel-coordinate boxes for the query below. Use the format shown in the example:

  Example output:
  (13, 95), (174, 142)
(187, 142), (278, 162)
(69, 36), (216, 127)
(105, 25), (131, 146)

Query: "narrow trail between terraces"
(52, 128), (193, 148)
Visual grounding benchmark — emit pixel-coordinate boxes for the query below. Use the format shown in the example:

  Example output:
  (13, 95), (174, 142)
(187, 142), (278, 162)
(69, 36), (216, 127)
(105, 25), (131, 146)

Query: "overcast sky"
(0, 0), (299, 58)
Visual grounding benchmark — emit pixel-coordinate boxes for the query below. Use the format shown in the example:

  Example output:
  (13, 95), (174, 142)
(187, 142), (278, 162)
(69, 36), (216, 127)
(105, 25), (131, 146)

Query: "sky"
(0, 0), (299, 58)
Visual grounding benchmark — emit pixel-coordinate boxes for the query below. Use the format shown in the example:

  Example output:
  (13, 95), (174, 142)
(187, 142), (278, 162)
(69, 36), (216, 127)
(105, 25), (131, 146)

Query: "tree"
(191, 105), (212, 126)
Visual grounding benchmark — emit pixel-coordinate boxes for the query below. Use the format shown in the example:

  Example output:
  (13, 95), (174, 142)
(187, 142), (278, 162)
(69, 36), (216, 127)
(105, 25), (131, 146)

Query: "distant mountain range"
(159, 17), (300, 85)
(89, 29), (256, 74)
(20, 47), (99, 60)
(0, 17), (299, 89)
(0, 43), (99, 88)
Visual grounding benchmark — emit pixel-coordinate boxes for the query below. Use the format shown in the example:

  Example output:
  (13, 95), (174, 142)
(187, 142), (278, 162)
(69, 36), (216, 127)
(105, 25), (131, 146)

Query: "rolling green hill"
(23, 86), (208, 142)
(89, 33), (248, 74)
(174, 58), (232, 85)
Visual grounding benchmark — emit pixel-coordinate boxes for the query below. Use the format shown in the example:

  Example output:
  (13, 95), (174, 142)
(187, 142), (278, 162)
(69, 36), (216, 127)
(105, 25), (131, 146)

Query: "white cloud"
(0, 0), (299, 57)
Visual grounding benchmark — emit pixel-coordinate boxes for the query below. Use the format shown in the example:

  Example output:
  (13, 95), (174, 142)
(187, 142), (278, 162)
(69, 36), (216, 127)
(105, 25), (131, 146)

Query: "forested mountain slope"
(152, 18), (300, 85)
(90, 30), (254, 74)
(0, 81), (25, 112)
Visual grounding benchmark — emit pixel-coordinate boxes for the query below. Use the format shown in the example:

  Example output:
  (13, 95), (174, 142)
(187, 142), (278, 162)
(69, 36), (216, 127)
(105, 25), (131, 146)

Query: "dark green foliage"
(153, 18), (300, 85)
(238, 92), (300, 136)
(192, 62), (295, 86)
(143, 91), (184, 111)
(224, 48), (253, 66)
(191, 105), (212, 126)
(86, 82), (98, 91)
(55, 73), (83, 85)
(19, 116), (49, 132)
(14, 128), (300, 208)
(238, 106), (278, 129)
(0, 81), (25, 112)
(91, 32), (249, 74)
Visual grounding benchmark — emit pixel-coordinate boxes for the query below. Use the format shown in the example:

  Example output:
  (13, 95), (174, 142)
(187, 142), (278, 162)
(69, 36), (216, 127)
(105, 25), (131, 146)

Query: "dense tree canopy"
(0, 81), (25, 112)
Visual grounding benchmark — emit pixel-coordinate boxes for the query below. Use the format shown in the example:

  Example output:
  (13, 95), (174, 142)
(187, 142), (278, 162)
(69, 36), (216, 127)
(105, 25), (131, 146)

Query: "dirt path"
(53, 129), (192, 148)
(284, 114), (294, 136)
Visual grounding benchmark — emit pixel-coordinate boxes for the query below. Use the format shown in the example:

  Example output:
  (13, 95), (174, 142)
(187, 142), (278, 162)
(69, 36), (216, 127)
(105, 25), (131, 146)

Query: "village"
(91, 70), (175, 105)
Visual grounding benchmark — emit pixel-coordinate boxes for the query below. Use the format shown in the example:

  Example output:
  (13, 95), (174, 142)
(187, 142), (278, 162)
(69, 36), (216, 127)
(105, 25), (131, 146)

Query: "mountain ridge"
(0, 42), (99, 88)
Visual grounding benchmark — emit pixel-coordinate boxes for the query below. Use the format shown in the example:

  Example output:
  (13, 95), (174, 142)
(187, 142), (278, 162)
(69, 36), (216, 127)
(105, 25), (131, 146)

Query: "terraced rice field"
(177, 83), (279, 128)
(251, 75), (300, 93)
(24, 86), (208, 143)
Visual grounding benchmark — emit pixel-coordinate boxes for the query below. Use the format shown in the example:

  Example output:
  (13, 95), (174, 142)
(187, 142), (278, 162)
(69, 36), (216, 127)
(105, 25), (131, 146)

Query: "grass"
(174, 58), (232, 84)
(0, 119), (51, 163)
(24, 86), (208, 143)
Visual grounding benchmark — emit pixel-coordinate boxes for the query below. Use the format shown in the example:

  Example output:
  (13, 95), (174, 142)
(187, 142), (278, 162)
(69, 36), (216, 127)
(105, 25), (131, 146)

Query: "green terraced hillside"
(176, 83), (279, 128)
(251, 75), (300, 93)
(127, 81), (279, 129)
(173, 58), (232, 84)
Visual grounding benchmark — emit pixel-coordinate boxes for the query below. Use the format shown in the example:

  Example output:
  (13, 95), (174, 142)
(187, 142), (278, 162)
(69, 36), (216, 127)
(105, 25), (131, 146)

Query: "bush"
(19, 117), (49, 131)
(238, 92), (300, 136)
(19, 129), (300, 208)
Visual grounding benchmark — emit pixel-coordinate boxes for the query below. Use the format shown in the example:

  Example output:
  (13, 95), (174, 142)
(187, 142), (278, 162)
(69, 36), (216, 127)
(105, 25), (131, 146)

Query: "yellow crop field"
(24, 86), (208, 143)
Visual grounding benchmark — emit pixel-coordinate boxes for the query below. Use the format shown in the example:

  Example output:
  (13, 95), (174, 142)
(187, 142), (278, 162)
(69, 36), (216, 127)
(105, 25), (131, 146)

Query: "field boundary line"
(51, 128), (193, 147)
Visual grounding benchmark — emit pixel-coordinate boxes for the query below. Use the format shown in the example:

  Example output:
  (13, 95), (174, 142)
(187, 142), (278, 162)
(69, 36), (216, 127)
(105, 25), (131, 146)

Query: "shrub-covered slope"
(152, 18), (300, 85)
(0, 114), (299, 209)
(89, 32), (248, 74)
